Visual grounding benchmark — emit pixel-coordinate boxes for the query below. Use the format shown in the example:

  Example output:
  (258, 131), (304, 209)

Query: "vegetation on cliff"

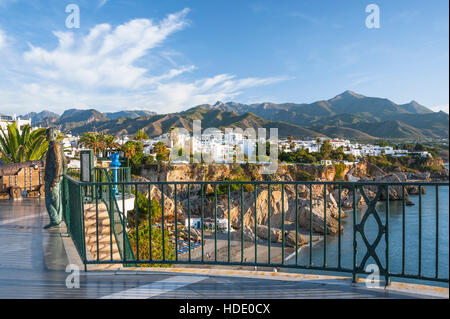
(127, 191), (175, 267)
(279, 142), (355, 164)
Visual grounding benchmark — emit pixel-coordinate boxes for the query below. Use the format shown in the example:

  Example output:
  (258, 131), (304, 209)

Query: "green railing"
(62, 176), (86, 262)
(94, 167), (131, 194)
(62, 177), (449, 286)
(94, 167), (135, 264)
(62, 166), (134, 266)
(66, 168), (81, 180)
(66, 167), (131, 187)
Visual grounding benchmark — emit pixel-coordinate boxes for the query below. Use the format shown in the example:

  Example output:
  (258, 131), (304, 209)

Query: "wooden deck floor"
(0, 199), (442, 299)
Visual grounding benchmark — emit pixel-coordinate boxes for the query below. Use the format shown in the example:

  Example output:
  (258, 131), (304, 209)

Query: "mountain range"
(18, 91), (448, 141)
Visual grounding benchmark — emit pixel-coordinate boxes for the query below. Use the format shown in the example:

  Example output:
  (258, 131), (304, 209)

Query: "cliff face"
(139, 159), (448, 186)
(133, 161), (447, 243)
(140, 163), (352, 183)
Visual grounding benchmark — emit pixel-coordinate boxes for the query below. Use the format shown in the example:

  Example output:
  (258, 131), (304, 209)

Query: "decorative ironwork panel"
(354, 185), (387, 277)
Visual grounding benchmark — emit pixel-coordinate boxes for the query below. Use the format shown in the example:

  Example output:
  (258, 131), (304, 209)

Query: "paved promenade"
(0, 199), (446, 299)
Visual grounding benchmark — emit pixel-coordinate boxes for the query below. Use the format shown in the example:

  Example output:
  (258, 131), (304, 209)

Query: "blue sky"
(0, 0), (448, 115)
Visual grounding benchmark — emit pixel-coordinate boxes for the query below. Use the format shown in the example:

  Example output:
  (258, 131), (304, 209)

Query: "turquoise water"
(288, 182), (449, 286)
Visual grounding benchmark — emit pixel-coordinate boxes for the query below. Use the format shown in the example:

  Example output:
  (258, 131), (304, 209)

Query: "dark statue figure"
(44, 128), (67, 229)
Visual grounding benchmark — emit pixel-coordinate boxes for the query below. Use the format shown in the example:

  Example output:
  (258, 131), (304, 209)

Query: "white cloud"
(0, 9), (287, 115)
(24, 9), (192, 89)
(152, 74), (287, 113)
(98, 0), (109, 8)
(0, 29), (6, 50)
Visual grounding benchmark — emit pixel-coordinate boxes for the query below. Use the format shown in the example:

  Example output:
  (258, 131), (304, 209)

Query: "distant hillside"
(19, 110), (59, 126)
(195, 91), (447, 139)
(210, 91), (436, 123)
(312, 125), (379, 141)
(53, 109), (109, 131)
(15, 91), (448, 140)
(69, 106), (324, 138)
(105, 110), (157, 120)
(399, 101), (434, 114)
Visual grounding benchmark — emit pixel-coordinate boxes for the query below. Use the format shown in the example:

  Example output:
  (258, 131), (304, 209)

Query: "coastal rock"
(255, 225), (306, 247)
(232, 226), (256, 242)
(148, 184), (184, 220)
(253, 189), (289, 228)
(131, 175), (184, 220)
(178, 227), (202, 243)
(297, 200), (343, 234)
(368, 173), (410, 201)
(330, 188), (349, 203)
(365, 162), (386, 178)
(341, 190), (366, 208)
(285, 230), (307, 247)
(283, 187), (347, 227)
(256, 225), (282, 243)
(235, 189), (289, 230)
(430, 168), (449, 181)
(407, 172), (431, 181)
(405, 185), (426, 195)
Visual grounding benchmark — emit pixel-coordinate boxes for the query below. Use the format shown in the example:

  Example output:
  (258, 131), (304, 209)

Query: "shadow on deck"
(0, 199), (446, 299)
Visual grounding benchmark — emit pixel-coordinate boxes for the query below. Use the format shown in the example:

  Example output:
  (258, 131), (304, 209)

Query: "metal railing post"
(352, 185), (358, 283)
(80, 184), (87, 271)
(385, 185), (390, 286)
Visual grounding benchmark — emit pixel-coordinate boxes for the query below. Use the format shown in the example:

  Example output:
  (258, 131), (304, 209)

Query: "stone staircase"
(84, 203), (122, 270)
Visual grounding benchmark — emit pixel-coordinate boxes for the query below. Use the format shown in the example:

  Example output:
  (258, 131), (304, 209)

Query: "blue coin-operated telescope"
(109, 153), (121, 195)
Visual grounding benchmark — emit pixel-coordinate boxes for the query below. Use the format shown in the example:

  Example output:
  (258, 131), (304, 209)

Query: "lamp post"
(109, 153), (121, 195)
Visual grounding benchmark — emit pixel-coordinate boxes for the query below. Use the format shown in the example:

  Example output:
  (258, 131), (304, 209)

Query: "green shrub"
(128, 221), (175, 267)
(217, 177), (254, 194)
(295, 170), (315, 181)
(129, 191), (163, 226)
(127, 190), (175, 267)
(334, 163), (346, 181)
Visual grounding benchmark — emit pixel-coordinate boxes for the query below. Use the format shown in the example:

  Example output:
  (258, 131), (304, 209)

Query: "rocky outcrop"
(255, 225), (307, 247)
(256, 225), (283, 243)
(149, 184), (184, 219)
(430, 167), (449, 181)
(132, 176), (184, 220)
(244, 189), (289, 229)
(362, 173), (405, 201)
(337, 187), (377, 208)
(297, 200), (343, 234)
(212, 189), (289, 230)
(140, 162), (358, 185)
(134, 162), (445, 243)
(405, 185), (426, 195)
(285, 230), (308, 247)
(407, 172), (431, 181)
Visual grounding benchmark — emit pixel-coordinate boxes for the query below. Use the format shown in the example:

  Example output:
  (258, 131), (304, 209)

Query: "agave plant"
(0, 123), (48, 164)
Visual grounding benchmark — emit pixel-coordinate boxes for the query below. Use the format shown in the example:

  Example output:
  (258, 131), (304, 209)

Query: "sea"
(287, 164), (449, 287)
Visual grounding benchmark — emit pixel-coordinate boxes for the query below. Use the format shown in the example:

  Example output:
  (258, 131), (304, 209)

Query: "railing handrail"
(62, 178), (450, 186)
(62, 173), (449, 285)
(94, 167), (135, 263)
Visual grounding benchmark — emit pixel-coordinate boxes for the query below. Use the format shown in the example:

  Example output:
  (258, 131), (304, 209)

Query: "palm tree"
(153, 141), (167, 155)
(79, 132), (106, 156)
(134, 129), (149, 141)
(0, 123), (48, 164)
(104, 134), (120, 151)
(121, 140), (139, 167)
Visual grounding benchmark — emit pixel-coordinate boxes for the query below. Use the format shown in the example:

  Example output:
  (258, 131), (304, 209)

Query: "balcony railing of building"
(62, 171), (449, 286)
